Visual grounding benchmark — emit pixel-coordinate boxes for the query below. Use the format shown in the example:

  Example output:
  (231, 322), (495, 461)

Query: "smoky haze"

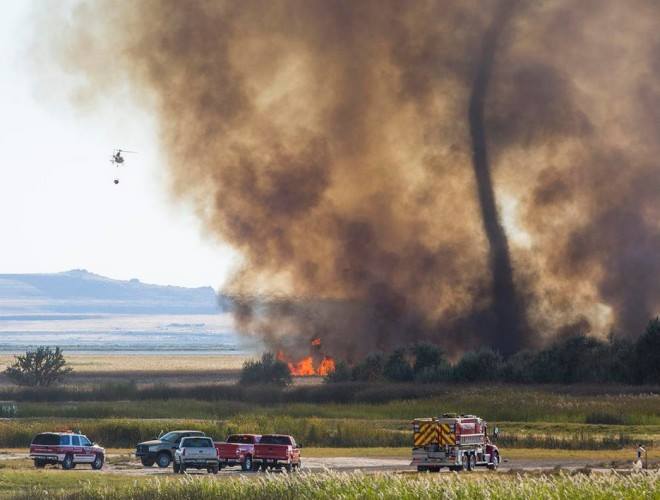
(42, 0), (660, 359)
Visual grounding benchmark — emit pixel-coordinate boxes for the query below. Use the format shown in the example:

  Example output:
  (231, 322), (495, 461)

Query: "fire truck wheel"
(242, 456), (253, 471)
(34, 459), (46, 468)
(467, 454), (476, 471)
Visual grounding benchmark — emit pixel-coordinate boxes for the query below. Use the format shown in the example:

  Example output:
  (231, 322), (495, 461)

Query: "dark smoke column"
(468, 0), (526, 355)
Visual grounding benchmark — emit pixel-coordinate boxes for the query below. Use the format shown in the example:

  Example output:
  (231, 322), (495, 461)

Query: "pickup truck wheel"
(141, 457), (155, 467)
(156, 452), (171, 468)
(34, 459), (46, 468)
(173, 462), (180, 473)
(260, 462), (267, 472)
(242, 456), (253, 472)
(209, 465), (219, 474)
(61, 454), (74, 470)
(91, 454), (104, 470)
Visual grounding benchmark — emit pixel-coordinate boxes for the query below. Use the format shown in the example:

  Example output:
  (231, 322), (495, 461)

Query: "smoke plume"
(40, 0), (660, 358)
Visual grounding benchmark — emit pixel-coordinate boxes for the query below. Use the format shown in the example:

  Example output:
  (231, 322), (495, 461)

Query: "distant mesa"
(0, 270), (226, 315)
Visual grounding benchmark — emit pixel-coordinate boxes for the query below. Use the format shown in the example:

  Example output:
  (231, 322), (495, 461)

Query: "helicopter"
(110, 149), (137, 184)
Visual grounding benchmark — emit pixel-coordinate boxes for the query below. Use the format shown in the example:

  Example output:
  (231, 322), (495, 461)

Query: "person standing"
(637, 444), (646, 469)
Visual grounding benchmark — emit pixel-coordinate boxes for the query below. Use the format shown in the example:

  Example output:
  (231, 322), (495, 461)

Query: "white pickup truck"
(173, 436), (220, 474)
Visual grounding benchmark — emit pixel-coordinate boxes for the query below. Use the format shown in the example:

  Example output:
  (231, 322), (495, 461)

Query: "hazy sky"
(0, 1), (238, 288)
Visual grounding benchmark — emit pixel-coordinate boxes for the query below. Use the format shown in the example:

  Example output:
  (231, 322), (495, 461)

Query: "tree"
(635, 317), (660, 384)
(351, 352), (385, 382)
(4, 346), (72, 387)
(239, 352), (292, 386)
(383, 348), (414, 382)
(412, 342), (449, 381)
(453, 349), (503, 382)
(502, 349), (536, 383)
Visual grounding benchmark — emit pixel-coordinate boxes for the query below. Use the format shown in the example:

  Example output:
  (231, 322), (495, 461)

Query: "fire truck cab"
(411, 414), (500, 472)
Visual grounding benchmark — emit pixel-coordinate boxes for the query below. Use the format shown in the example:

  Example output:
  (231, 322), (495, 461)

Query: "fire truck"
(411, 414), (500, 472)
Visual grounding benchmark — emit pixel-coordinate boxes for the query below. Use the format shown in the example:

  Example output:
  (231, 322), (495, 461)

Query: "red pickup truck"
(253, 434), (301, 472)
(215, 434), (261, 471)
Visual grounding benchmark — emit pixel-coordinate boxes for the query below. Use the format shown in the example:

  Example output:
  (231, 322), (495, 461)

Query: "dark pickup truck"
(215, 434), (261, 471)
(135, 430), (206, 468)
(253, 434), (301, 472)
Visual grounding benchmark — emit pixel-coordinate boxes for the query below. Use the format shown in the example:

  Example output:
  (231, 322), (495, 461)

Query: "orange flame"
(277, 348), (336, 377)
(317, 356), (336, 376)
(288, 356), (316, 376)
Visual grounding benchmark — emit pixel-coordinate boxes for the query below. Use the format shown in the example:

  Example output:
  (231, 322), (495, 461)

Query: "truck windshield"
(259, 436), (292, 446)
(183, 438), (213, 448)
(161, 432), (180, 443)
(227, 435), (256, 444)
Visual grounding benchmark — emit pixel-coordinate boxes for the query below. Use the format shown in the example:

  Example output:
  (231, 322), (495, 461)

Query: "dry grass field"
(0, 354), (250, 373)
(0, 353), (252, 387)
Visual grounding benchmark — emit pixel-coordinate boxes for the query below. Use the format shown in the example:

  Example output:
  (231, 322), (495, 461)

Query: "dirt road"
(5, 451), (645, 475)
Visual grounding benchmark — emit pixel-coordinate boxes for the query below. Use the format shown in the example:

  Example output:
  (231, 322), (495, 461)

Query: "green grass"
(0, 417), (656, 450)
(10, 386), (660, 425)
(1, 470), (658, 499)
(0, 470), (144, 496)
(1, 385), (657, 451)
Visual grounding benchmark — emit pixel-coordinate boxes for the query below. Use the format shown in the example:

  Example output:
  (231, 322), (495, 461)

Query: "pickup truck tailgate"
(254, 444), (289, 459)
(216, 443), (241, 459)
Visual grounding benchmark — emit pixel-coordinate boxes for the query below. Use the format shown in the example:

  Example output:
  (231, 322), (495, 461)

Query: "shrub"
(4, 346), (72, 387)
(414, 364), (451, 383)
(383, 349), (414, 382)
(412, 342), (448, 373)
(452, 348), (503, 382)
(351, 353), (385, 382)
(239, 353), (291, 386)
(325, 360), (352, 383)
(636, 317), (660, 384)
(503, 349), (536, 383)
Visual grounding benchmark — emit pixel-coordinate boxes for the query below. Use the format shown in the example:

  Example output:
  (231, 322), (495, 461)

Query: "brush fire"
(277, 339), (336, 376)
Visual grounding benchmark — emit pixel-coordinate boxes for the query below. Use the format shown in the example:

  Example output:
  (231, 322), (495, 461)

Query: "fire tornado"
(468, 0), (528, 354)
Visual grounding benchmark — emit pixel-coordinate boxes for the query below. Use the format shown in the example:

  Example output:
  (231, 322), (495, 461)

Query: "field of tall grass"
(0, 416), (654, 449)
(3, 471), (658, 499)
(3, 384), (660, 425)
(0, 384), (657, 451)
